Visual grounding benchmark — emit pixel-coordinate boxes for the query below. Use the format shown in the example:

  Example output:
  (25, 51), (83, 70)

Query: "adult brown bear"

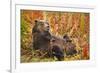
(32, 20), (51, 50)
(32, 20), (77, 61)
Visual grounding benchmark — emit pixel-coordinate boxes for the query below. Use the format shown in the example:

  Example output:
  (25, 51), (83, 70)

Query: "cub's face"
(35, 20), (50, 32)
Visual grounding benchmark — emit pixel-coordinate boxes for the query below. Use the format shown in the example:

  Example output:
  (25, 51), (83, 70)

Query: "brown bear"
(50, 34), (77, 60)
(32, 20), (52, 58)
(32, 20), (77, 61)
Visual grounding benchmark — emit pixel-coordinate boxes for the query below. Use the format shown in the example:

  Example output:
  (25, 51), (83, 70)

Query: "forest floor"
(21, 51), (88, 63)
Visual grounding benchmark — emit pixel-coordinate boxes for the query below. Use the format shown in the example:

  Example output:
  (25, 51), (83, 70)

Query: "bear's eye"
(38, 22), (44, 26)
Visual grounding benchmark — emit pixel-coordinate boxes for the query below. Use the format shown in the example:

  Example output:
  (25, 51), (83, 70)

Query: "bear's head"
(32, 20), (50, 33)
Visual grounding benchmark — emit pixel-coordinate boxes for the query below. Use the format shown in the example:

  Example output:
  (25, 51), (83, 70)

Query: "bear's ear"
(34, 20), (38, 23)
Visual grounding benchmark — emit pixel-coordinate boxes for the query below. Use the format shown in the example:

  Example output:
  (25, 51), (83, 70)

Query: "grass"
(21, 51), (89, 63)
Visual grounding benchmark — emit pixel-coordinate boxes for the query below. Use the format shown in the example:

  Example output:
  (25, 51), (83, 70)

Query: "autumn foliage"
(21, 10), (90, 62)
